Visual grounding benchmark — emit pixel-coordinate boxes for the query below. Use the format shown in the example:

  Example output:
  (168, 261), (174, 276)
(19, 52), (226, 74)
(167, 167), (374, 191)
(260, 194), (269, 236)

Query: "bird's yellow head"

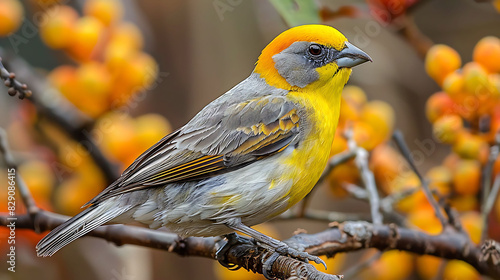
(254, 25), (371, 91)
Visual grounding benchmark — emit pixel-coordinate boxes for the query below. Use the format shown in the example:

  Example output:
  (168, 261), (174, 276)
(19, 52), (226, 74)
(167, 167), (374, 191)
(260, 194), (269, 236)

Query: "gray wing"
(84, 95), (301, 206)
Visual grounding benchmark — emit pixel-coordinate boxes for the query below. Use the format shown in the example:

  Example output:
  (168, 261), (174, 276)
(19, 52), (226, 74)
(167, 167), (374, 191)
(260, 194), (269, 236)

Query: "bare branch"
(480, 131), (500, 243)
(0, 128), (39, 215)
(2, 208), (499, 278)
(346, 130), (383, 225)
(3, 211), (340, 280)
(392, 130), (449, 229)
(295, 221), (500, 279)
(0, 57), (32, 99)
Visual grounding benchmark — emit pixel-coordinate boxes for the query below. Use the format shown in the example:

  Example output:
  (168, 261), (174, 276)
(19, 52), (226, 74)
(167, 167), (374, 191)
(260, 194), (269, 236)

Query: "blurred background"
(1, 0), (500, 279)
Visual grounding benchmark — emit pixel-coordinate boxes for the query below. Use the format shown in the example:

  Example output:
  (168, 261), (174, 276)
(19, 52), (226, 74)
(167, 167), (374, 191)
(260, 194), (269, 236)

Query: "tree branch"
(392, 130), (449, 229)
(0, 128), (39, 215)
(345, 130), (383, 225)
(0, 57), (32, 99)
(4, 211), (497, 278)
(3, 211), (341, 280)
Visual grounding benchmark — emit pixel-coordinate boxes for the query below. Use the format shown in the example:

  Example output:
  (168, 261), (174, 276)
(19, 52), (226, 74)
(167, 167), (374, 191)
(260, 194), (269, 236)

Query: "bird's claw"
(262, 252), (280, 280)
(275, 244), (327, 270)
(216, 233), (255, 270)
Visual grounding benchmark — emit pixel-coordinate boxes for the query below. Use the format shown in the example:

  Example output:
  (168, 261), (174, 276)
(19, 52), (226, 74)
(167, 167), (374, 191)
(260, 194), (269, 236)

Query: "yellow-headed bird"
(37, 24), (371, 270)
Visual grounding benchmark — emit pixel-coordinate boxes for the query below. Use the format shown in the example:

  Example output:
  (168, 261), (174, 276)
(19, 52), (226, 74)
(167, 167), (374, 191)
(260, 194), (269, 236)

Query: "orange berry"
(104, 22), (144, 73)
(359, 100), (395, 147)
(473, 36), (500, 73)
(55, 176), (99, 215)
(40, 5), (78, 49)
(489, 73), (500, 98)
(425, 44), (461, 85)
(495, 0), (500, 12)
(76, 62), (112, 99)
(463, 62), (492, 96)
(426, 165), (452, 196)
(0, 0), (23, 36)
(425, 91), (456, 123)
(19, 160), (54, 202)
(443, 260), (480, 280)
(67, 16), (105, 62)
(342, 85), (367, 108)
(48, 65), (78, 98)
(398, 189), (433, 214)
(416, 255), (443, 280)
(339, 97), (360, 127)
(407, 207), (443, 234)
(97, 112), (138, 166)
(452, 160), (481, 196)
(327, 160), (359, 198)
(330, 131), (348, 156)
(84, 0), (123, 26)
(442, 71), (465, 98)
(360, 250), (414, 280)
(450, 195), (479, 212)
(432, 114), (463, 144)
(352, 121), (378, 150)
(388, 172), (428, 213)
(452, 132), (489, 163)
(110, 52), (158, 106)
(460, 211), (482, 244)
(134, 114), (172, 153)
(370, 144), (407, 194)
(110, 21), (143, 50)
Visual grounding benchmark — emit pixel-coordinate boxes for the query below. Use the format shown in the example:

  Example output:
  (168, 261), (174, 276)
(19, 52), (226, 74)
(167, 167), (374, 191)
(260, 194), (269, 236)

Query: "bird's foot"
(275, 242), (326, 269)
(216, 233), (254, 270)
(260, 242), (326, 280)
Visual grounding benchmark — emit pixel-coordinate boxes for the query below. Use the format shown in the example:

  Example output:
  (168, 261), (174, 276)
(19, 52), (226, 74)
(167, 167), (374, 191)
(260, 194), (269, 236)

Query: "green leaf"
(269, 0), (320, 27)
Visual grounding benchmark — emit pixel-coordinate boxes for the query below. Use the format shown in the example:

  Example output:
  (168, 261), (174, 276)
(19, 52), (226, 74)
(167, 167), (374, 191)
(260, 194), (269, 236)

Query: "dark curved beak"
(336, 42), (372, 68)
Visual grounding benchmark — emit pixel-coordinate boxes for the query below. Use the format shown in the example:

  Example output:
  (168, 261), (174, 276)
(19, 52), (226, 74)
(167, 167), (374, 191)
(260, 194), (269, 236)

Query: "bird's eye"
(308, 44), (323, 56)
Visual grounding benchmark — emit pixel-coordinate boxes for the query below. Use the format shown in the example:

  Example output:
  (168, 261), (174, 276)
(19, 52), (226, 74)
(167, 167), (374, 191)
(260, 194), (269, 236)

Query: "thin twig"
(0, 57), (32, 99)
(342, 183), (408, 226)
(480, 131), (500, 243)
(343, 183), (368, 200)
(392, 130), (448, 229)
(379, 187), (419, 213)
(0, 128), (39, 215)
(346, 130), (383, 225)
(299, 149), (357, 217)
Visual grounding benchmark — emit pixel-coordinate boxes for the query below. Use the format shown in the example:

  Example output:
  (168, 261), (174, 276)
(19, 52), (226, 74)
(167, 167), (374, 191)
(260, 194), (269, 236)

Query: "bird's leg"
(215, 232), (254, 270)
(224, 218), (327, 270)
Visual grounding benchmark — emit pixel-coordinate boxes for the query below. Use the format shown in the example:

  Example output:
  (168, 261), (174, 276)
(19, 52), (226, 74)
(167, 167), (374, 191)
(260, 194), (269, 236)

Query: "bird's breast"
(279, 91), (341, 207)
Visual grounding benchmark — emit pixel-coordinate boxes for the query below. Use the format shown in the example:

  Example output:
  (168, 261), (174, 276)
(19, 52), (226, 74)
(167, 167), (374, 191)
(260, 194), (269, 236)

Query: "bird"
(36, 24), (371, 271)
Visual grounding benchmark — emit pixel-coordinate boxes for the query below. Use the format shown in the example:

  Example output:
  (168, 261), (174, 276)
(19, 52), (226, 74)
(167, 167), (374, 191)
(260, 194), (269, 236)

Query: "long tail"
(36, 199), (132, 257)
